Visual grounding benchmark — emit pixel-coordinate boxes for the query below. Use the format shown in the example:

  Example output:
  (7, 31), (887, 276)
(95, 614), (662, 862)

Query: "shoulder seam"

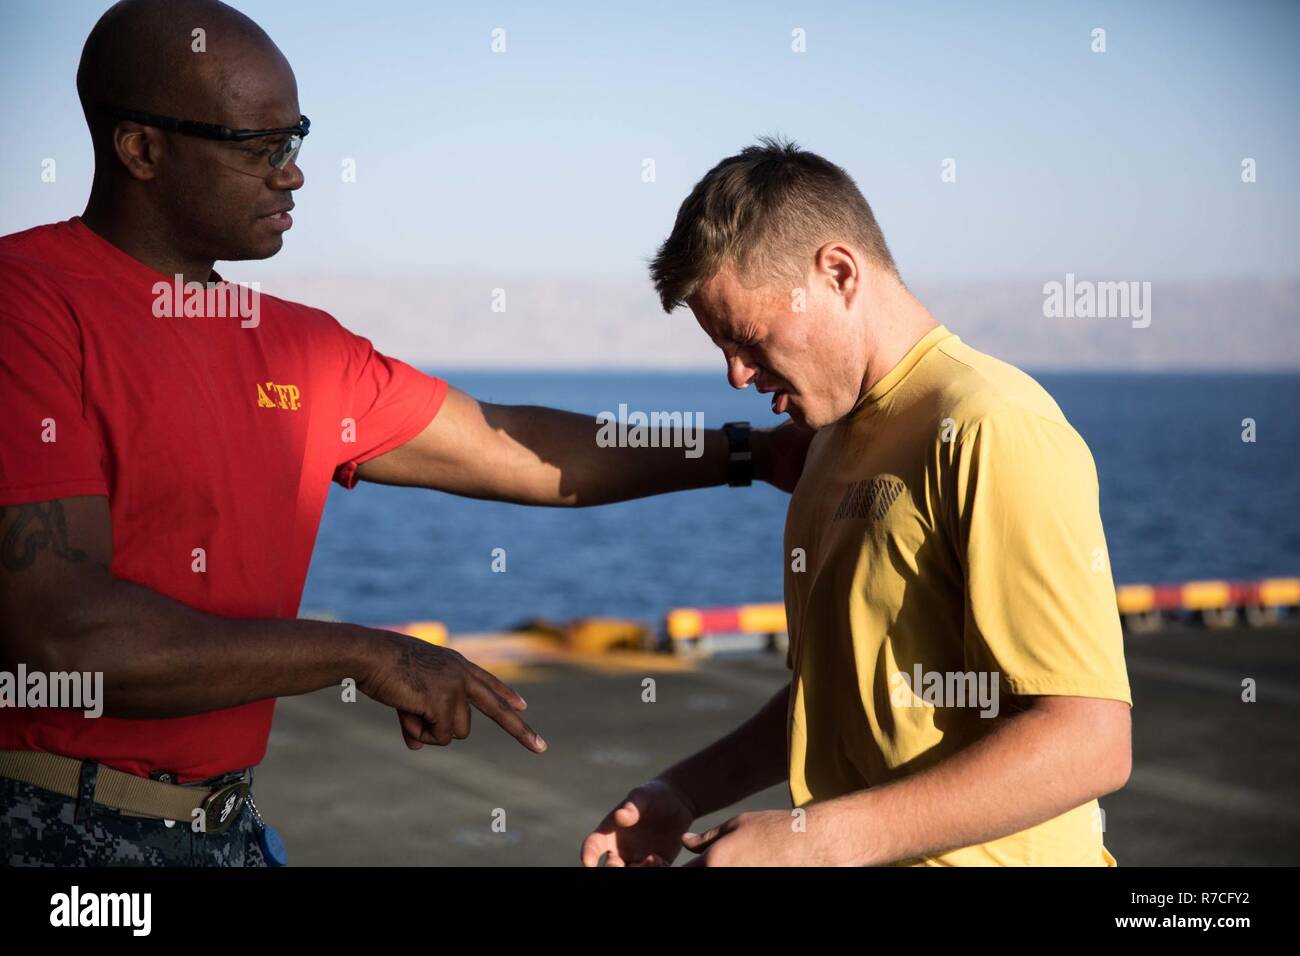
(928, 346), (1074, 448)
(951, 403), (1082, 454)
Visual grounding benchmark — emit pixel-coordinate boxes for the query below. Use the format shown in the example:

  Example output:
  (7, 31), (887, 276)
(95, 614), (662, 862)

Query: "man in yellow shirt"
(581, 137), (1133, 867)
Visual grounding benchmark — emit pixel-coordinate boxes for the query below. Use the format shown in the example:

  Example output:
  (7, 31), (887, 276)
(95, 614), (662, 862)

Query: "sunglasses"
(96, 104), (310, 172)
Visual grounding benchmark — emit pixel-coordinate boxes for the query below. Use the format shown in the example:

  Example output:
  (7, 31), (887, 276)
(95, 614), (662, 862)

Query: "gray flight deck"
(254, 622), (1300, 866)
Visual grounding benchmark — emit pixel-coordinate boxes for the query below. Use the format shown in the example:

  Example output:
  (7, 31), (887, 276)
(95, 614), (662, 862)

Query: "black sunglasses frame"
(96, 104), (310, 142)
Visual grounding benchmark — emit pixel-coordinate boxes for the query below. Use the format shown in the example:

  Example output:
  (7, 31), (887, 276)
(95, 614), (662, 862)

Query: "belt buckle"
(200, 780), (249, 835)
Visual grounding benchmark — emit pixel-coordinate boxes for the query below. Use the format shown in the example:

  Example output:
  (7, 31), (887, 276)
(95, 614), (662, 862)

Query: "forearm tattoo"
(0, 502), (88, 571)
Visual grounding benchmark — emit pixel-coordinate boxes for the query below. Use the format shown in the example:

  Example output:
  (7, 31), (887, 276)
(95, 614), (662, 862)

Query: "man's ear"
(813, 242), (861, 304)
(111, 122), (165, 181)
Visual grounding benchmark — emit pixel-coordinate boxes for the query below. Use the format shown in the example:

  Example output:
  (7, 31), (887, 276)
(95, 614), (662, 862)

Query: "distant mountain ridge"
(243, 273), (1300, 371)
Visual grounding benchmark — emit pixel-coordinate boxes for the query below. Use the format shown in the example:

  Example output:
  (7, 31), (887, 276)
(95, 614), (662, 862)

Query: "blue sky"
(1, 0), (1297, 282)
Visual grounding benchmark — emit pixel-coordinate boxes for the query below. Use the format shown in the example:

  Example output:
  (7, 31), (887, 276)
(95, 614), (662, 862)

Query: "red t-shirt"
(0, 218), (448, 781)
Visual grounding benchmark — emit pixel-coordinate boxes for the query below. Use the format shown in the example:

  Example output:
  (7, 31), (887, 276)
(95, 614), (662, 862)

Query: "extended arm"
(357, 386), (811, 502)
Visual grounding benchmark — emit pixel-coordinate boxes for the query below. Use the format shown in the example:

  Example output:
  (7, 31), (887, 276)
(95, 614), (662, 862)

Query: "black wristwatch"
(722, 421), (753, 487)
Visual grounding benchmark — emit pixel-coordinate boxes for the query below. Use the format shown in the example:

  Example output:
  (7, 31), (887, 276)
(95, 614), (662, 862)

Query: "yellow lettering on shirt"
(257, 381), (301, 411)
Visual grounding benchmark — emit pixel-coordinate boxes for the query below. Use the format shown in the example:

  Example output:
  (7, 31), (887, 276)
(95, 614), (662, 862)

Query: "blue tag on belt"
(259, 823), (289, 867)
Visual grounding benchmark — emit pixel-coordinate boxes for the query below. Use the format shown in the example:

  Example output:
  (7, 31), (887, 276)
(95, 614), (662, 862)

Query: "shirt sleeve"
(0, 261), (109, 504)
(329, 325), (449, 489)
(950, 409), (1132, 704)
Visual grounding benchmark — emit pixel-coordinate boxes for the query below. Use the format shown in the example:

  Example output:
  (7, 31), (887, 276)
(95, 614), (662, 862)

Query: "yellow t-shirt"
(783, 325), (1132, 866)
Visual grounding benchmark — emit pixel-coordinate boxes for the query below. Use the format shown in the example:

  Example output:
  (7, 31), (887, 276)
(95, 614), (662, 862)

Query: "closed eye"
(737, 322), (766, 346)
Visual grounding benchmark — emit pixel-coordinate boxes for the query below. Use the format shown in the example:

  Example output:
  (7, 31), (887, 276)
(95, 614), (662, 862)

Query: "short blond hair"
(649, 136), (897, 312)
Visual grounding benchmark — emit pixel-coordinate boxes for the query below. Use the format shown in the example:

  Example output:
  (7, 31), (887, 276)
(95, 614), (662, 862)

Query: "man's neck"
(81, 192), (216, 285)
(859, 281), (940, 397)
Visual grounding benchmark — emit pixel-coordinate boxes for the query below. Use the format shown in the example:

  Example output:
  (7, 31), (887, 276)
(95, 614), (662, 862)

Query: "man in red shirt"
(0, 0), (808, 866)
